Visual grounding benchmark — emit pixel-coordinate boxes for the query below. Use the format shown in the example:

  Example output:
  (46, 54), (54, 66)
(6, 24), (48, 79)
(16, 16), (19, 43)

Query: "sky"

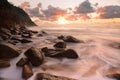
(8, 0), (120, 24)
(8, 0), (120, 9)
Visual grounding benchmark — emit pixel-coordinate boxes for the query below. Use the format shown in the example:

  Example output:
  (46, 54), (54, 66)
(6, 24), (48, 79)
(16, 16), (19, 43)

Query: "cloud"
(76, 0), (95, 14)
(42, 5), (66, 20)
(96, 6), (120, 18)
(20, 1), (30, 13)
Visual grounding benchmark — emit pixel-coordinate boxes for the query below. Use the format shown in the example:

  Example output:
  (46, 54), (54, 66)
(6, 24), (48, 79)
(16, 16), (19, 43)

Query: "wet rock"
(0, 33), (10, 40)
(109, 42), (120, 49)
(30, 30), (38, 34)
(54, 42), (66, 48)
(58, 35), (84, 43)
(20, 39), (32, 43)
(36, 73), (76, 80)
(64, 36), (82, 43)
(42, 47), (78, 59)
(37, 34), (43, 37)
(0, 59), (10, 68)
(24, 47), (44, 66)
(22, 63), (33, 79)
(0, 42), (21, 59)
(16, 58), (29, 67)
(58, 35), (64, 39)
(8, 40), (20, 45)
(50, 49), (79, 59)
(0, 28), (11, 37)
(21, 33), (32, 38)
(107, 74), (120, 80)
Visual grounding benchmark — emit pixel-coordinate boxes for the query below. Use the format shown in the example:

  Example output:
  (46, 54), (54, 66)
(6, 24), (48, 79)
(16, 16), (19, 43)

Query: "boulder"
(21, 33), (32, 38)
(0, 42), (21, 59)
(50, 49), (79, 59)
(16, 58), (29, 67)
(58, 35), (84, 43)
(41, 47), (78, 59)
(36, 73), (76, 80)
(64, 36), (82, 43)
(24, 47), (44, 66)
(54, 42), (66, 48)
(20, 39), (32, 43)
(0, 59), (10, 68)
(107, 74), (120, 80)
(22, 63), (33, 79)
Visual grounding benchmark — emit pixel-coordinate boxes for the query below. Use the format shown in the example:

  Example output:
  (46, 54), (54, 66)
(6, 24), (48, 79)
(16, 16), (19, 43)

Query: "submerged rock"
(36, 73), (76, 80)
(0, 59), (10, 68)
(54, 42), (66, 48)
(0, 42), (21, 59)
(58, 35), (84, 43)
(16, 58), (29, 67)
(22, 63), (33, 79)
(24, 47), (44, 66)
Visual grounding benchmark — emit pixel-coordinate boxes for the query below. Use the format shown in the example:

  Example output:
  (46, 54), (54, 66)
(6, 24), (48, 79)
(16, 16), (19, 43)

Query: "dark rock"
(8, 40), (20, 45)
(58, 35), (84, 43)
(107, 74), (120, 80)
(50, 49), (79, 59)
(109, 42), (120, 49)
(0, 59), (10, 68)
(0, 33), (10, 40)
(24, 47), (44, 66)
(36, 73), (76, 80)
(58, 35), (64, 39)
(64, 36), (82, 43)
(41, 47), (78, 59)
(16, 58), (29, 67)
(41, 31), (47, 34)
(0, 42), (21, 59)
(20, 39), (32, 43)
(37, 34), (43, 37)
(21, 33), (32, 38)
(30, 30), (38, 34)
(54, 42), (66, 48)
(22, 63), (33, 79)
(0, 28), (11, 37)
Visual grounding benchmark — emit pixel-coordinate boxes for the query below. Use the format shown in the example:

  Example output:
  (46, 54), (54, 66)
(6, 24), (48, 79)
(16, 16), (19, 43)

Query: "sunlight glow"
(57, 17), (68, 24)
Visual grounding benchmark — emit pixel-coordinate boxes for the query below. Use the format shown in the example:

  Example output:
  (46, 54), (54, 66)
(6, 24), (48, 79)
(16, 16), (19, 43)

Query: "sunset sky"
(8, 0), (120, 24)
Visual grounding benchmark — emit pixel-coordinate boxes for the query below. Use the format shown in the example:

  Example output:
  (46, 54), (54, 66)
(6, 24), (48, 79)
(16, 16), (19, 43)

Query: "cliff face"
(0, 0), (37, 41)
(0, 0), (36, 27)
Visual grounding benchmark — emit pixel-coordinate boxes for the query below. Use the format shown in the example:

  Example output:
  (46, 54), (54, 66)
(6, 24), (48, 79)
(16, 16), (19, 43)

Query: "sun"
(57, 17), (68, 24)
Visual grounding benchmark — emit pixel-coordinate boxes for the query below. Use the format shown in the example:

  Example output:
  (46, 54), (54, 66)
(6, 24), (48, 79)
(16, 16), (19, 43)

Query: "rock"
(109, 42), (120, 49)
(58, 35), (84, 43)
(41, 31), (47, 34)
(36, 73), (76, 80)
(58, 35), (64, 39)
(54, 42), (66, 48)
(20, 39), (32, 43)
(64, 36), (82, 43)
(0, 33), (10, 40)
(50, 49), (79, 59)
(41, 47), (78, 59)
(16, 58), (29, 67)
(30, 30), (38, 34)
(8, 40), (20, 45)
(0, 59), (10, 68)
(24, 47), (44, 66)
(37, 34), (43, 37)
(22, 63), (33, 79)
(21, 33), (32, 38)
(107, 74), (120, 80)
(0, 28), (11, 36)
(0, 42), (21, 59)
